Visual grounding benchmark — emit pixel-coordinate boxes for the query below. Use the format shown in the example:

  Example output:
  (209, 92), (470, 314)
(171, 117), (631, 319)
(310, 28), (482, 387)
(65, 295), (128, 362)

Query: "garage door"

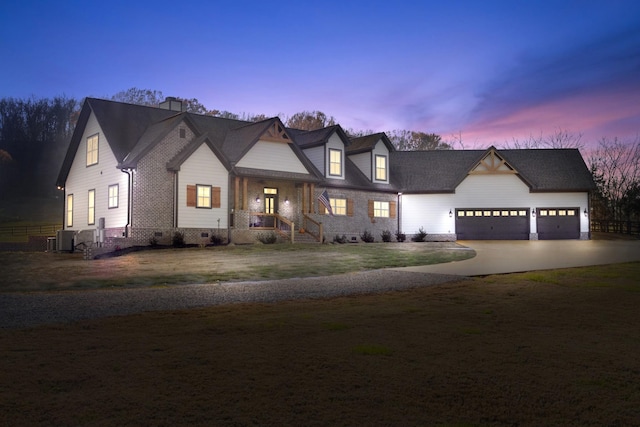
(456, 208), (529, 240)
(536, 208), (580, 239)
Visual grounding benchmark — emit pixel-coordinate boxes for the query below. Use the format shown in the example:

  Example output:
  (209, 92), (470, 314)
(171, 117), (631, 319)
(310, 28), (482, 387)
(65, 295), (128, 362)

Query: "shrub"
(210, 233), (225, 246)
(381, 230), (392, 242)
(411, 226), (427, 242)
(395, 231), (406, 242)
(149, 235), (159, 246)
(360, 230), (375, 243)
(333, 234), (348, 244)
(172, 231), (186, 247)
(257, 232), (277, 244)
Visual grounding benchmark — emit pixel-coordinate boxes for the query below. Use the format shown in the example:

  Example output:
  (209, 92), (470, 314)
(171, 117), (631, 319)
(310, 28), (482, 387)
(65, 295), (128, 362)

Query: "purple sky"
(1, 0), (638, 148)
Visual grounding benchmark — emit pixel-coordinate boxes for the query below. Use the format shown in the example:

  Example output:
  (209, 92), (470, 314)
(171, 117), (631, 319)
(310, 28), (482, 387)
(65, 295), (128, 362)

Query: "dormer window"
(375, 154), (387, 181)
(329, 148), (342, 177)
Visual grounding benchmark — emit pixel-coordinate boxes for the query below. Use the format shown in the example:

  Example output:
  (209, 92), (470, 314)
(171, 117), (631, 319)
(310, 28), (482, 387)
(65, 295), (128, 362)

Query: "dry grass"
(1, 263), (639, 426)
(0, 242), (473, 292)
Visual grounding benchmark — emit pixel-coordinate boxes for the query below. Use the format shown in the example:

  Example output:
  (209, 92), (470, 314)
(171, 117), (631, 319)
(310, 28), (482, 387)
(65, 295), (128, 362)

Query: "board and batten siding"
(177, 144), (229, 228)
(401, 174), (590, 235)
(64, 111), (129, 231)
(236, 140), (309, 174)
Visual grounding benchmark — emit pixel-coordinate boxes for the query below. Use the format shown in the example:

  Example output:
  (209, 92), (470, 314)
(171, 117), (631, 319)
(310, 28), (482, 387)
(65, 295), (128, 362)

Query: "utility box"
(56, 230), (75, 252)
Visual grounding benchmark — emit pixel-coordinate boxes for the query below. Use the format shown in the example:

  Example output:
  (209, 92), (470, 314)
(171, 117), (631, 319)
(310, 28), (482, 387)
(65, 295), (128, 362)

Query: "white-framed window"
(329, 148), (342, 176)
(374, 201), (389, 217)
(88, 189), (95, 225)
(66, 194), (73, 227)
(197, 184), (211, 208)
(108, 184), (119, 209)
(330, 198), (347, 216)
(86, 134), (99, 166)
(375, 155), (387, 181)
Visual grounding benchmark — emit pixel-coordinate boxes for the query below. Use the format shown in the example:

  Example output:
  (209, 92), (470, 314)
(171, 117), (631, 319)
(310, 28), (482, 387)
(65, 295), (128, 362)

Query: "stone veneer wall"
(307, 188), (399, 242)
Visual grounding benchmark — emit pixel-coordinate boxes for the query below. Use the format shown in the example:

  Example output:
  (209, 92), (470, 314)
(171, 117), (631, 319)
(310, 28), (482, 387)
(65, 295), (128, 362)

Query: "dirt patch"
(1, 263), (639, 426)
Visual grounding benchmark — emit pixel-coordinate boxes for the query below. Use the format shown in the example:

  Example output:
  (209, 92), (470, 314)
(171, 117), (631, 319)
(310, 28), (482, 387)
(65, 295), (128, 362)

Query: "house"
(56, 97), (595, 248)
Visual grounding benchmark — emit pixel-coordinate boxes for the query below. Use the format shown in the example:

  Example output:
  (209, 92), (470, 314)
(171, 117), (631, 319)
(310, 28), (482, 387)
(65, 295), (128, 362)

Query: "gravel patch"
(0, 270), (463, 329)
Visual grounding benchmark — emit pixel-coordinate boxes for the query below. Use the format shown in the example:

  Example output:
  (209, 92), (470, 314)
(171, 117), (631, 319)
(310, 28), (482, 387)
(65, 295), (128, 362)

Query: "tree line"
(1, 88), (638, 223)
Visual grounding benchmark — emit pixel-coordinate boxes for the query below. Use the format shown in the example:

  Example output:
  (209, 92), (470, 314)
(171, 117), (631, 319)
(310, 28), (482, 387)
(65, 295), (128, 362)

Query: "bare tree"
(286, 111), (336, 131)
(111, 88), (165, 106)
(502, 129), (584, 150)
(588, 136), (640, 221)
(388, 130), (451, 151)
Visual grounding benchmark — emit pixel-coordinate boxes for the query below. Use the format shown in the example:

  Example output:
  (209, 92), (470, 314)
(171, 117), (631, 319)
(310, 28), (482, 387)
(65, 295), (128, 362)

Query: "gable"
(469, 148), (517, 175)
(259, 121), (292, 143)
(236, 140), (310, 174)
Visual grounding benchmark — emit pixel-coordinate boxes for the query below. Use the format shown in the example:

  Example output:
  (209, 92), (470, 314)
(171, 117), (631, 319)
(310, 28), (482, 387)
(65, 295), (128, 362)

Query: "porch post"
(309, 183), (315, 214)
(235, 177), (240, 211)
(302, 183), (307, 214)
(242, 177), (248, 211)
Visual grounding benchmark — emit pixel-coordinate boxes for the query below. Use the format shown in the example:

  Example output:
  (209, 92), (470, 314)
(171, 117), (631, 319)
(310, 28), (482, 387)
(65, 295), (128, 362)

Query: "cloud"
(460, 25), (640, 145)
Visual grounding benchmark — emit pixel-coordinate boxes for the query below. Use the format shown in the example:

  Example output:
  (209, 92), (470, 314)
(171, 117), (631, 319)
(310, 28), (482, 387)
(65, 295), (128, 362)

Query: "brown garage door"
(456, 208), (529, 240)
(536, 208), (580, 239)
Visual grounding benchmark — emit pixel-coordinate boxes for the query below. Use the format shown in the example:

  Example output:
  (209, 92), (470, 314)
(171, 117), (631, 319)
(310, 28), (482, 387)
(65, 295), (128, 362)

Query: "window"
(375, 155), (387, 181)
(197, 185), (212, 208)
(374, 201), (389, 218)
(108, 184), (119, 209)
(66, 194), (73, 227)
(329, 149), (342, 176)
(330, 198), (347, 216)
(88, 189), (95, 225)
(86, 134), (98, 166)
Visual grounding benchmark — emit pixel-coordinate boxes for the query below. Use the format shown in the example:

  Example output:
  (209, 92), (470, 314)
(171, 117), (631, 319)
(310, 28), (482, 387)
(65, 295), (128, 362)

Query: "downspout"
(121, 168), (132, 237)
(174, 172), (179, 228)
(227, 173), (233, 244)
(397, 192), (402, 234)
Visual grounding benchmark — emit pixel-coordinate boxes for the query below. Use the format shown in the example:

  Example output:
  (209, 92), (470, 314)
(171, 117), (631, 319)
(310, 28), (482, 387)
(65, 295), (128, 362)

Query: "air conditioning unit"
(56, 230), (75, 252)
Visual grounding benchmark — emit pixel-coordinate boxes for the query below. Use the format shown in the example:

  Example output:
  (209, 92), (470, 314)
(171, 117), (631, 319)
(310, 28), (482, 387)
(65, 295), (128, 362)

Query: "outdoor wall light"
(584, 208), (588, 217)
(532, 208), (536, 217)
(285, 197), (289, 205)
(449, 209), (453, 218)
(255, 195), (260, 203)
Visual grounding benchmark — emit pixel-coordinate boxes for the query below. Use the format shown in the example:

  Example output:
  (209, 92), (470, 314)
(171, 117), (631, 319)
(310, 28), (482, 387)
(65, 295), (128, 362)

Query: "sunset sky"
(1, 0), (638, 148)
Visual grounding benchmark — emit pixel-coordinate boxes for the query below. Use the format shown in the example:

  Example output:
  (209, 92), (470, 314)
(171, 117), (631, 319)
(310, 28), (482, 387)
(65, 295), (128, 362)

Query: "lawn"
(1, 262), (639, 426)
(0, 242), (473, 292)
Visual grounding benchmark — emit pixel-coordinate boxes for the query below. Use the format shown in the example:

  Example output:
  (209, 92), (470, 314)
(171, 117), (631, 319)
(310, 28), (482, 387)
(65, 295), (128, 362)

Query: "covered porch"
(230, 176), (323, 243)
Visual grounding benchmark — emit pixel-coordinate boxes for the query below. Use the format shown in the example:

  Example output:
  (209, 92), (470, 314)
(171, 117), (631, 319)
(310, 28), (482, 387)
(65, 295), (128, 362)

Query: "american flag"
(318, 189), (333, 216)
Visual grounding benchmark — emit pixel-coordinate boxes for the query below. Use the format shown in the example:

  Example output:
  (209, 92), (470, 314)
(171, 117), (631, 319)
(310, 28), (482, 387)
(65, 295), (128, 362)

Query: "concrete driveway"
(394, 240), (640, 276)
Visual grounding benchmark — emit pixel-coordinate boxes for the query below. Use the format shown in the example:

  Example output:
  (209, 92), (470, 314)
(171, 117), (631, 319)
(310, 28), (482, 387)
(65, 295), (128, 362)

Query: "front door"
(263, 188), (278, 227)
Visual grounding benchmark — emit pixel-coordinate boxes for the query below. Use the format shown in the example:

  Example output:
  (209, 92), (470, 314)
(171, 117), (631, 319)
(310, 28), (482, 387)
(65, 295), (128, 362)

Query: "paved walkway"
(395, 240), (640, 276)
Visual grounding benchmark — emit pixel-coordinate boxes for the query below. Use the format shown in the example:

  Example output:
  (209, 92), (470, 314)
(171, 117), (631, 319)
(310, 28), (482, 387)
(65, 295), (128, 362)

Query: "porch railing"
(249, 212), (295, 243)
(302, 214), (323, 243)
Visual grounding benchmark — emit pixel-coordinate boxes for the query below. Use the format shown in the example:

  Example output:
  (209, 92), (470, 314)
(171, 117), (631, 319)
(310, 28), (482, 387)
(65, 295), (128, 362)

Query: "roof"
(347, 132), (395, 154)
(391, 148), (596, 193)
(58, 99), (595, 195)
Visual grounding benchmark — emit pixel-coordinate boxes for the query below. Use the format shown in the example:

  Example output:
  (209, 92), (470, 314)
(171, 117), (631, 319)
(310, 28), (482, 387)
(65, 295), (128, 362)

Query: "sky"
(1, 0), (639, 148)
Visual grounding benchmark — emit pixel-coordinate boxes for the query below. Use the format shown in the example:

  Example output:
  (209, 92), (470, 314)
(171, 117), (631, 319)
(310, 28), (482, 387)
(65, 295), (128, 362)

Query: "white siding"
(177, 144), (229, 228)
(372, 140), (390, 184)
(401, 174), (590, 235)
(64, 112), (129, 231)
(349, 152), (371, 179)
(237, 140), (309, 174)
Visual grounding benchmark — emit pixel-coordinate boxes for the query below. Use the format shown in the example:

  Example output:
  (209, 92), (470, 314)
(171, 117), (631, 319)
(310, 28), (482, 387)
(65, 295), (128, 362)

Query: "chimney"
(159, 97), (183, 112)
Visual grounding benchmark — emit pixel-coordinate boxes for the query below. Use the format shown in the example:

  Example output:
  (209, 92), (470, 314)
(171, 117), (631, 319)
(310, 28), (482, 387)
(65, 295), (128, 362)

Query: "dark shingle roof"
(347, 132), (395, 154)
(391, 148), (596, 193)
